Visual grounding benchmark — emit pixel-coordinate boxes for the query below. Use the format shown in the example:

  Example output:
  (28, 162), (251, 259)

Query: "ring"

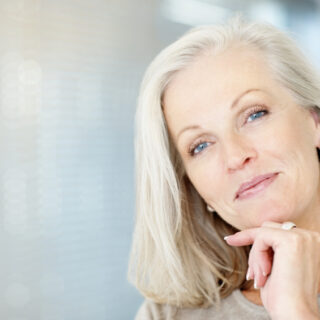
(281, 221), (297, 230)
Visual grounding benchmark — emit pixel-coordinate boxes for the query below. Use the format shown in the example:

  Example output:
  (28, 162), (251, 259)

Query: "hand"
(224, 221), (320, 319)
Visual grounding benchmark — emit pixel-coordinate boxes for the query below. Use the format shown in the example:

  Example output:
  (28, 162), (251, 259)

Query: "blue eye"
(189, 141), (210, 156)
(247, 109), (268, 123)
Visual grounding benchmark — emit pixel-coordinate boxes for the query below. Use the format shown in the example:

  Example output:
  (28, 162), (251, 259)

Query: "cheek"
(186, 160), (224, 202)
(262, 115), (320, 206)
(257, 112), (311, 165)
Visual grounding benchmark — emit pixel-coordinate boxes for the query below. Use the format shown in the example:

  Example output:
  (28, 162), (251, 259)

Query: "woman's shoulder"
(133, 294), (220, 320)
(134, 297), (230, 319)
(134, 299), (179, 320)
(134, 290), (271, 320)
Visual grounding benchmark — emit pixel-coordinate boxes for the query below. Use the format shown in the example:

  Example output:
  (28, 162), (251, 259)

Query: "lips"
(235, 172), (278, 200)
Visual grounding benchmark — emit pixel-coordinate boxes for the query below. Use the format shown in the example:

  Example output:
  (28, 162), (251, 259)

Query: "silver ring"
(281, 221), (297, 230)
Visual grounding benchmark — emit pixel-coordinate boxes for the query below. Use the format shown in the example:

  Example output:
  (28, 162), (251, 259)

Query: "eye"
(245, 106), (269, 123)
(188, 140), (211, 157)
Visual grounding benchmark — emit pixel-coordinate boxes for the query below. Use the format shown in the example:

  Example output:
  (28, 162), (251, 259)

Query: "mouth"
(235, 172), (279, 201)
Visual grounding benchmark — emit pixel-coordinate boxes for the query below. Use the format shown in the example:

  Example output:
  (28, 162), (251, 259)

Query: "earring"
(206, 204), (215, 212)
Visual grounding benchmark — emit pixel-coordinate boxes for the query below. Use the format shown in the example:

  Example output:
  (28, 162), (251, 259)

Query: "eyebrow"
(176, 88), (264, 141)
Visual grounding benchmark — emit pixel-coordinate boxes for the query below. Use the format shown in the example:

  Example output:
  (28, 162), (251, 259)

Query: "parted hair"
(128, 13), (320, 309)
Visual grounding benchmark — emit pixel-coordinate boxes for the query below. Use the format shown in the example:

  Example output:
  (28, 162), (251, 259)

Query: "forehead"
(162, 46), (280, 136)
(163, 46), (273, 111)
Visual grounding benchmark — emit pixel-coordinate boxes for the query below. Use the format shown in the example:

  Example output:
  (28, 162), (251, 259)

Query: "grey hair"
(128, 13), (320, 308)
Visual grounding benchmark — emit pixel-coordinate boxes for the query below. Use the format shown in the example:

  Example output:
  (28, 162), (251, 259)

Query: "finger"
(224, 228), (259, 246)
(259, 247), (273, 278)
(244, 231), (274, 289)
(224, 226), (293, 249)
(225, 221), (293, 246)
(224, 220), (298, 246)
(253, 264), (263, 289)
(254, 266), (270, 289)
(246, 265), (254, 281)
(248, 241), (272, 288)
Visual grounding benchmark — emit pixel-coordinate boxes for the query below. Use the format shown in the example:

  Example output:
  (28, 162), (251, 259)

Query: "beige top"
(135, 289), (320, 319)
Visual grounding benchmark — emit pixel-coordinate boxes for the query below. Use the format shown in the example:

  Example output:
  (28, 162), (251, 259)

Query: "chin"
(241, 203), (295, 228)
(256, 209), (296, 227)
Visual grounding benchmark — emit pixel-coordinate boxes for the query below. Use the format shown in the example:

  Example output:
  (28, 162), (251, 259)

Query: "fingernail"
(224, 234), (233, 240)
(246, 267), (251, 281)
(262, 271), (267, 277)
(254, 279), (261, 290)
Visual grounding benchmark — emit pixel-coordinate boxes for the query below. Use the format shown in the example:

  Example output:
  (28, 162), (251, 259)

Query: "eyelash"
(187, 106), (269, 157)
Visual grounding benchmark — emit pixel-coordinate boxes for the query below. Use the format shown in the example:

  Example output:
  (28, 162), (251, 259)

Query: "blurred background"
(0, 0), (320, 319)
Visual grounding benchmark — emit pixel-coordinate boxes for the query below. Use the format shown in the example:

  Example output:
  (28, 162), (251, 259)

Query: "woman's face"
(163, 46), (320, 230)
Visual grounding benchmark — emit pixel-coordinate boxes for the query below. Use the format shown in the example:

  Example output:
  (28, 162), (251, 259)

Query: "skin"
(162, 45), (320, 319)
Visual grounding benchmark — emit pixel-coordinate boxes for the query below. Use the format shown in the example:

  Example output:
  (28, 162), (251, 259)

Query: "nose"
(222, 133), (257, 172)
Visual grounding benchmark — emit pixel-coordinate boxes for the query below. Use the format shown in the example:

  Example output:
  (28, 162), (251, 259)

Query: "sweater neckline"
(233, 288), (320, 314)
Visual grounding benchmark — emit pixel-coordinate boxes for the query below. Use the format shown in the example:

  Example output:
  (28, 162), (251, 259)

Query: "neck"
(241, 286), (263, 305)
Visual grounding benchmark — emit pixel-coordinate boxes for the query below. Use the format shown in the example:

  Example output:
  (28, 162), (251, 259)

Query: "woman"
(128, 14), (320, 319)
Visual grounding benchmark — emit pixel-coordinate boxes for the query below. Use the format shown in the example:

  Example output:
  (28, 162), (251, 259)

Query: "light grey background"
(0, 0), (319, 319)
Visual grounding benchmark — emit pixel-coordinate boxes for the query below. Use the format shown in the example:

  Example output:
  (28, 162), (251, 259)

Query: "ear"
(309, 107), (320, 149)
